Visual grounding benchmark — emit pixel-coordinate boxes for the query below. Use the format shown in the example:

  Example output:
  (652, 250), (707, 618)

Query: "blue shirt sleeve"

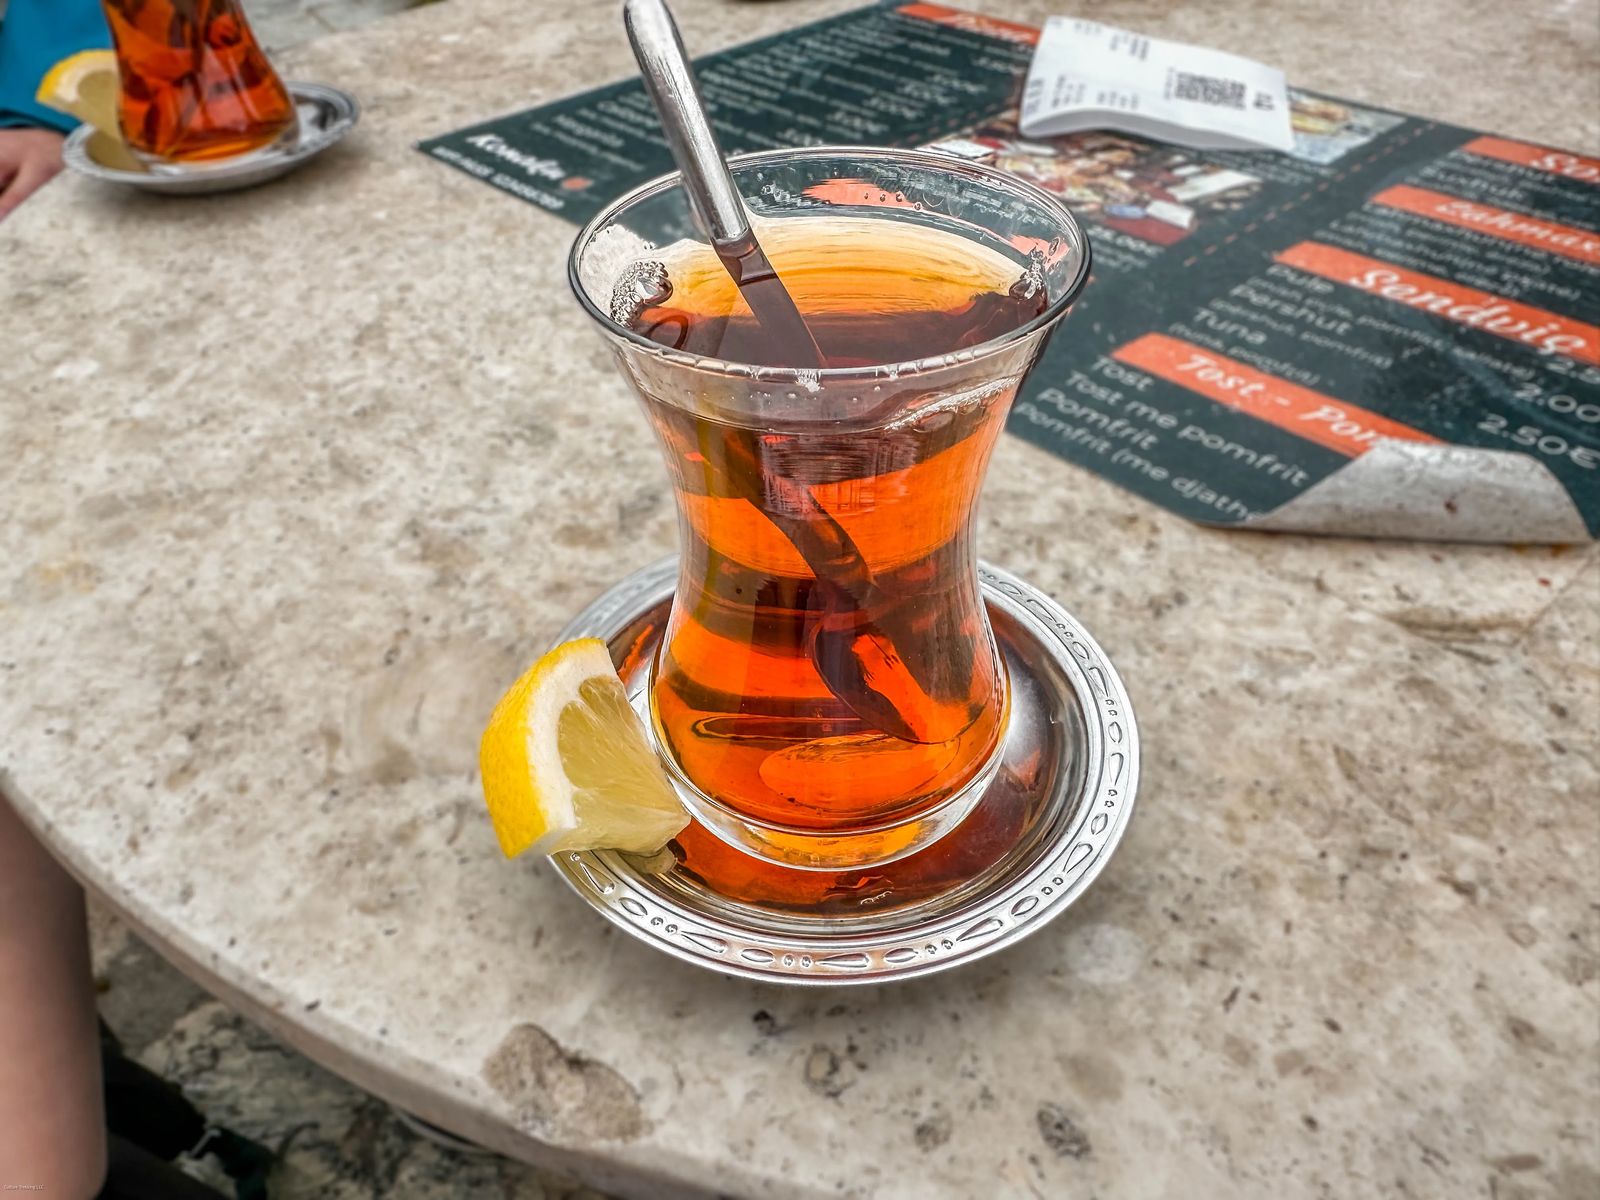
(0, 0), (111, 133)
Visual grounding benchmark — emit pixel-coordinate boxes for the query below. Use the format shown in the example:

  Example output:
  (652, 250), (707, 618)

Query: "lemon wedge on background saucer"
(36, 49), (142, 172)
(479, 638), (689, 859)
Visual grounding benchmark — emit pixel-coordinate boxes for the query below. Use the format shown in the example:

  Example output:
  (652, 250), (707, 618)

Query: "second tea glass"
(100, 0), (298, 170)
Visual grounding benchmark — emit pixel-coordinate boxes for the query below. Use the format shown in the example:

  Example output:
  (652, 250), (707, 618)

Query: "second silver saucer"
(62, 81), (359, 196)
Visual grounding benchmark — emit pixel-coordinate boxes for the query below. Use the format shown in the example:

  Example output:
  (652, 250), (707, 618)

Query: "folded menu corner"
(1237, 439), (1595, 545)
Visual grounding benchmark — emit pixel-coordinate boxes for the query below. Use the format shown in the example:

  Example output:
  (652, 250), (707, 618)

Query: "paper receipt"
(1020, 17), (1294, 153)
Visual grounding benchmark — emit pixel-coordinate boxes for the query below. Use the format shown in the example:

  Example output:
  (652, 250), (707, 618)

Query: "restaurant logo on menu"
(465, 133), (565, 182)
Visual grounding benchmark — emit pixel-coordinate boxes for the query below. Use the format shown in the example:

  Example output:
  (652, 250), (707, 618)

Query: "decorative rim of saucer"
(549, 557), (1140, 987)
(61, 81), (359, 190)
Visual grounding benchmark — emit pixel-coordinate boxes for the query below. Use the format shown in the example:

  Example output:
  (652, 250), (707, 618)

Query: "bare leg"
(0, 794), (107, 1199)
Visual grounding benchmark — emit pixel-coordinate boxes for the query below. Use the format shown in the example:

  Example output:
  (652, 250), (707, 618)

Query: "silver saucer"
(550, 557), (1139, 986)
(61, 81), (358, 196)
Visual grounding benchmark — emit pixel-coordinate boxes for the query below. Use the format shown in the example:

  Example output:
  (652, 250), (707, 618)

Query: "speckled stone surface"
(3, 2), (1598, 1198)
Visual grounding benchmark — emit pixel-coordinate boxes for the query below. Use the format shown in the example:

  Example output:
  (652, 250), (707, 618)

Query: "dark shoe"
(99, 1134), (228, 1199)
(100, 1021), (275, 1200)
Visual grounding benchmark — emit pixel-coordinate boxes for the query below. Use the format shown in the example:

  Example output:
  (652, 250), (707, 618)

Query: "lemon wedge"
(36, 49), (141, 171)
(479, 638), (689, 859)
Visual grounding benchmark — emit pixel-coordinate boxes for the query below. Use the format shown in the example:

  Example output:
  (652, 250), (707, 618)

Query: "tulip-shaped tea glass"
(100, 0), (297, 169)
(570, 148), (1089, 871)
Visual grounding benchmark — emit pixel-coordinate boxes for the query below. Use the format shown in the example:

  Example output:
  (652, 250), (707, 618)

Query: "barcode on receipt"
(1171, 71), (1246, 109)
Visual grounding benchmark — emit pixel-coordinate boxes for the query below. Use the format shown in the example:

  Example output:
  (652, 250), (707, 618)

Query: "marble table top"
(3, 1), (1596, 1196)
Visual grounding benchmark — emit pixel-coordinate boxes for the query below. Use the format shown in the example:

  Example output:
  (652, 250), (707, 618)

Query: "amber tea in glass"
(571, 149), (1089, 870)
(101, 0), (296, 167)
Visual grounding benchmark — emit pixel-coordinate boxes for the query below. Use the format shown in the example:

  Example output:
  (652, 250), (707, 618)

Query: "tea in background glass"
(100, 0), (296, 167)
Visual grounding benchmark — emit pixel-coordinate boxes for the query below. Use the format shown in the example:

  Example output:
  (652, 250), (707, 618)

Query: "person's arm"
(0, 796), (107, 1198)
(0, 0), (110, 219)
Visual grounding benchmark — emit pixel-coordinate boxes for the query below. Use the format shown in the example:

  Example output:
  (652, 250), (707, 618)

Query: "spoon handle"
(623, 0), (825, 369)
(623, 0), (750, 250)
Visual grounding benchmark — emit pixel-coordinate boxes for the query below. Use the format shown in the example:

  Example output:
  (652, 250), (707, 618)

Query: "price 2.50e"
(1477, 413), (1600, 470)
